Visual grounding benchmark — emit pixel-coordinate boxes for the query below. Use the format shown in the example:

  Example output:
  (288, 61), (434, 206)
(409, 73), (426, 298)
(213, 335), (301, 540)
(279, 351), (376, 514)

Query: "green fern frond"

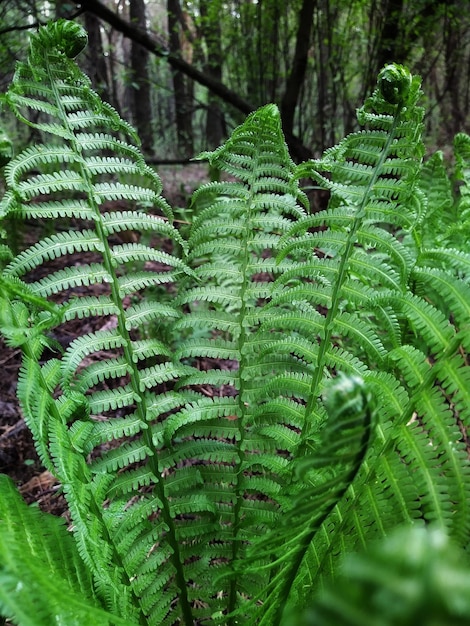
(413, 267), (470, 325)
(0, 474), (134, 626)
(0, 20), (201, 625)
(230, 374), (375, 625)
(33, 265), (113, 296)
(420, 247), (470, 274)
(2, 30), (470, 626)
(63, 295), (119, 321)
(227, 64), (470, 623)
(5, 230), (104, 276)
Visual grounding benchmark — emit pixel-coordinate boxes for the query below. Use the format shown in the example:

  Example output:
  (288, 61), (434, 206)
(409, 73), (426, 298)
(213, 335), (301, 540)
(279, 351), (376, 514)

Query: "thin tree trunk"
(442, 3), (466, 137)
(280, 0), (315, 147)
(199, 1), (225, 149)
(375, 0), (405, 69)
(84, 12), (111, 104)
(129, 0), (153, 155)
(167, 0), (193, 157)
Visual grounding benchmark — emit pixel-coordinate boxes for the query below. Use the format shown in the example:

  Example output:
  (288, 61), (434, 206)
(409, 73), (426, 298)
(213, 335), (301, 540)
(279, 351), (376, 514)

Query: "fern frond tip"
(32, 19), (88, 60)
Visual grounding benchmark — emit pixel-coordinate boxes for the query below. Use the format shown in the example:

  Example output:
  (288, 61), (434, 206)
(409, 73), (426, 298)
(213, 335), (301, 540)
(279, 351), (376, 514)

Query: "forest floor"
(0, 163), (210, 517)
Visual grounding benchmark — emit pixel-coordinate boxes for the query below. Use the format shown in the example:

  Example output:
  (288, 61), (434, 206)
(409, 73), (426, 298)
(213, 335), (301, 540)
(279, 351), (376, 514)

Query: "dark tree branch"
(78, 0), (254, 114)
(0, 23), (40, 35)
(0, 6), (83, 36)
(77, 0), (312, 160)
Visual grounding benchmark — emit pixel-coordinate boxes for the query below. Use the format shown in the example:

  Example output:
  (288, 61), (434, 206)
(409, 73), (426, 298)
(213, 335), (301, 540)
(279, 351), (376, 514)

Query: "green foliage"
(377, 63), (412, 105)
(0, 475), (131, 626)
(1, 20), (470, 626)
(284, 525), (470, 626)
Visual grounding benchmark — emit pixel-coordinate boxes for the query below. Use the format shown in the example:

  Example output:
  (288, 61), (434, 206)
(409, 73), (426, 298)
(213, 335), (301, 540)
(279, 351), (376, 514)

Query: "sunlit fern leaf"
(0, 475), (136, 626)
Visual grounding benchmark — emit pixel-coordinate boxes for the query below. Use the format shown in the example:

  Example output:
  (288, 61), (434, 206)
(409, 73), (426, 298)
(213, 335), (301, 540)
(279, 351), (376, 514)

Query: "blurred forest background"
(0, 0), (470, 163)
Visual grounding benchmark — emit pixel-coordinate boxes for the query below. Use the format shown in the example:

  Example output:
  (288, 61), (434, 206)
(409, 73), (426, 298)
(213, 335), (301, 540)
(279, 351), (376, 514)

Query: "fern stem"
(299, 111), (402, 452)
(44, 62), (195, 625)
(227, 165), (259, 622)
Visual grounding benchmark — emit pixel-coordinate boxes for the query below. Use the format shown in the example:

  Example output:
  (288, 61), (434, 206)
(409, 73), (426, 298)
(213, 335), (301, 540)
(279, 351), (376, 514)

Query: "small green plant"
(0, 19), (470, 626)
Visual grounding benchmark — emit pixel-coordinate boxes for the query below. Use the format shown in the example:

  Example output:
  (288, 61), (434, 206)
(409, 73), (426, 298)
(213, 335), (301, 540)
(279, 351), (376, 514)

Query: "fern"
(1, 24), (470, 626)
(241, 65), (470, 622)
(170, 105), (311, 621)
(0, 19), (192, 624)
(0, 475), (130, 626)
(286, 524), (470, 626)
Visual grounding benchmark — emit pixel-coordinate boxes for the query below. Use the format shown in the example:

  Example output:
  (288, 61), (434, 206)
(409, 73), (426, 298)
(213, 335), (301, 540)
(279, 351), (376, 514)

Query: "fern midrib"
(45, 60), (194, 625)
(299, 110), (402, 451)
(265, 108), (404, 623)
(227, 167), (258, 621)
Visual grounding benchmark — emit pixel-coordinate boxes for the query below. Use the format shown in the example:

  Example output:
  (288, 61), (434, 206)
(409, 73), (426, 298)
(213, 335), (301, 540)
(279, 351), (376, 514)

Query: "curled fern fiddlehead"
(31, 19), (88, 59)
(377, 62), (412, 105)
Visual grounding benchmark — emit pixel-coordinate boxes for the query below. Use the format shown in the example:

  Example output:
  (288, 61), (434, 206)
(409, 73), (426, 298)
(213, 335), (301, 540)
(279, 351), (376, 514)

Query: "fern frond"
(0, 20), (200, 624)
(62, 295), (119, 321)
(228, 64), (470, 623)
(0, 474), (135, 626)
(230, 374), (375, 625)
(5, 230), (104, 276)
(33, 264), (112, 296)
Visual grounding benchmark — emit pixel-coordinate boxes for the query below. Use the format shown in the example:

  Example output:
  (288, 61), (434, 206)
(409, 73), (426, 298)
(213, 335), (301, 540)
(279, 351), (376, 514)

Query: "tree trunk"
(442, 2), (467, 137)
(199, 1), (225, 149)
(280, 0), (315, 147)
(83, 12), (111, 104)
(375, 0), (405, 70)
(129, 0), (153, 155)
(167, 0), (193, 157)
